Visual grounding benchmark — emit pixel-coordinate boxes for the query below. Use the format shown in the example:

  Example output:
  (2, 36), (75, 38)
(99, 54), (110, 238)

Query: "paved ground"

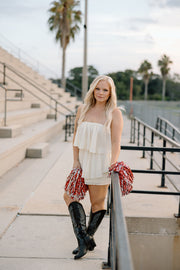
(0, 114), (179, 270)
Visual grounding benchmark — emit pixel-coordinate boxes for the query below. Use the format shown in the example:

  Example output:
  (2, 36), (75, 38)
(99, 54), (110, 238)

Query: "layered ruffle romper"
(74, 121), (111, 185)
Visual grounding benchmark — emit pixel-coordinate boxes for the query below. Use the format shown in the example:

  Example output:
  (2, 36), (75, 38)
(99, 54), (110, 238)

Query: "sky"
(0, 0), (180, 79)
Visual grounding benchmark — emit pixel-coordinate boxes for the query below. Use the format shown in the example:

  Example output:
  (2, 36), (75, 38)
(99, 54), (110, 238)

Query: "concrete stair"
(0, 46), (80, 114)
(0, 46), (82, 178)
(0, 107), (50, 127)
(0, 115), (65, 177)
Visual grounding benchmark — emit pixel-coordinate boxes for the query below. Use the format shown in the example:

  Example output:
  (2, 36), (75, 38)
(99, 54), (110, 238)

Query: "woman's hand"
(73, 160), (81, 169)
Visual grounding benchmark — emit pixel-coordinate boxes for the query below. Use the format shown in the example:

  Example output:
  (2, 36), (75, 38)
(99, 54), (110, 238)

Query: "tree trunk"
(144, 79), (148, 101)
(162, 78), (166, 101)
(61, 33), (66, 91)
(61, 45), (66, 90)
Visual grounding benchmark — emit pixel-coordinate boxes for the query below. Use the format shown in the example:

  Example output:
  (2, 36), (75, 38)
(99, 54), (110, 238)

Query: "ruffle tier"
(74, 122), (111, 180)
(79, 149), (111, 179)
(74, 122), (111, 154)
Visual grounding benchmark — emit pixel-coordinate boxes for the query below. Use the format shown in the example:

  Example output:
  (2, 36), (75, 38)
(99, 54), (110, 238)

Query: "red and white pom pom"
(64, 168), (88, 200)
(109, 161), (134, 196)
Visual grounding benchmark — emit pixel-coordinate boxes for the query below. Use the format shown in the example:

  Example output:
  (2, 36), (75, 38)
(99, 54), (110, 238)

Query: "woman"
(64, 75), (123, 259)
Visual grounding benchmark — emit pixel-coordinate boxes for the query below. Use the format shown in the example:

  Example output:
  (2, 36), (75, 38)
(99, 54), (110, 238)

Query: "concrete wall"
(126, 217), (180, 270)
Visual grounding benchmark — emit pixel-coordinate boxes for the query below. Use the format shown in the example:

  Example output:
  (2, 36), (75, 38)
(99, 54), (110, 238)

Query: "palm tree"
(138, 60), (153, 100)
(158, 54), (173, 101)
(48, 0), (82, 90)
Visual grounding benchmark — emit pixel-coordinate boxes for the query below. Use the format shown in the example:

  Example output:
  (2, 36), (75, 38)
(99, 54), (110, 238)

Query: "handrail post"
(130, 117), (133, 143)
(65, 115), (68, 141)
(4, 87), (7, 126)
(3, 63), (6, 85)
(142, 126), (146, 158)
(164, 122), (167, 136)
(150, 131), (154, 169)
(174, 197), (180, 218)
(69, 115), (71, 136)
(172, 129), (175, 141)
(159, 119), (162, 139)
(155, 117), (159, 130)
(160, 119), (162, 133)
(55, 101), (57, 121)
(159, 139), (167, 187)
(137, 122), (140, 146)
(133, 118), (136, 143)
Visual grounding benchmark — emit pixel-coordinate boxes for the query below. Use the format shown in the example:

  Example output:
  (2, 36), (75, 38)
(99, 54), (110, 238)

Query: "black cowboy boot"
(68, 201), (93, 259)
(72, 209), (106, 254)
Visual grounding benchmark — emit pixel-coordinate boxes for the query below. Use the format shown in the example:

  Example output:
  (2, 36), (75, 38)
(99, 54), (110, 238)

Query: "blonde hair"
(78, 75), (117, 128)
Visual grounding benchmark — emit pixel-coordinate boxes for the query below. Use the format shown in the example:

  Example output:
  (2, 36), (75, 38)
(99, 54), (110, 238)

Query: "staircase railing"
(156, 115), (180, 142)
(0, 34), (82, 96)
(130, 116), (180, 188)
(0, 62), (74, 119)
(0, 84), (23, 126)
(103, 172), (134, 270)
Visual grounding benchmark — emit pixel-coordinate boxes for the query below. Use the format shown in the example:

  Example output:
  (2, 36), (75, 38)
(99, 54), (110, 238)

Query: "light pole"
(82, 0), (88, 101)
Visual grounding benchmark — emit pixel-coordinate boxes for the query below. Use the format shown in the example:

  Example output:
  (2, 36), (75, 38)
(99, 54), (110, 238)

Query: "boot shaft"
(87, 209), (106, 236)
(68, 201), (86, 232)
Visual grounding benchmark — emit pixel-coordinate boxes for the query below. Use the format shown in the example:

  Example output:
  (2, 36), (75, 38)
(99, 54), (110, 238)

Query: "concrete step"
(0, 107), (50, 128)
(26, 142), (49, 158)
(0, 116), (65, 177)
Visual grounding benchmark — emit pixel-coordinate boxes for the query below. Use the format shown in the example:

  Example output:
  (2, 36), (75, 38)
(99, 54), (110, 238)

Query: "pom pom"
(109, 161), (134, 196)
(64, 168), (88, 200)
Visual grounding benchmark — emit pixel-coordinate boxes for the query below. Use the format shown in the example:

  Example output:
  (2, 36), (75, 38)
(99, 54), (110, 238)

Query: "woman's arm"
(110, 108), (123, 165)
(72, 105), (83, 168)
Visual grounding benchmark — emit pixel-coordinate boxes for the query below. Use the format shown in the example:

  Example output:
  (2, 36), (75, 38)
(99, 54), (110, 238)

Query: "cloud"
(127, 17), (158, 32)
(130, 17), (158, 24)
(0, 0), (46, 17)
(166, 0), (180, 7)
(149, 0), (180, 8)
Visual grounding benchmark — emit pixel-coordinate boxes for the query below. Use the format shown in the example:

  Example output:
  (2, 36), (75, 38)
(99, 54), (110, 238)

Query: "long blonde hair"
(78, 75), (117, 128)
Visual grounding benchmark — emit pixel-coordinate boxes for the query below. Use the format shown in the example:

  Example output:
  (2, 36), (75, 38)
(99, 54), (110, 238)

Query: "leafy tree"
(158, 54), (173, 101)
(107, 70), (142, 100)
(67, 65), (99, 96)
(48, 0), (82, 90)
(138, 60), (153, 100)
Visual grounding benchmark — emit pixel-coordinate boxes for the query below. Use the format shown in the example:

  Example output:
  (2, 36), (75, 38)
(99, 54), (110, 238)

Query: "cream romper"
(74, 121), (111, 185)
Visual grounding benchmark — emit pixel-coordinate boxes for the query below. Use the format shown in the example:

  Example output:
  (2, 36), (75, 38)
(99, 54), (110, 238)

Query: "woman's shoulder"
(76, 104), (84, 117)
(112, 107), (122, 120)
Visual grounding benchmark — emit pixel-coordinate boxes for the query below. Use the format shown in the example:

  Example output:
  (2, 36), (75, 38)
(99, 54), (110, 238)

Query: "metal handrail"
(130, 116), (180, 187)
(156, 115), (180, 142)
(103, 172), (134, 270)
(130, 116), (180, 147)
(65, 114), (76, 141)
(120, 145), (180, 217)
(0, 62), (74, 118)
(0, 84), (23, 126)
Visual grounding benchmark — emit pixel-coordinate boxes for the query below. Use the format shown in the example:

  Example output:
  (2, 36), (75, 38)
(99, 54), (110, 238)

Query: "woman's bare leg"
(63, 192), (79, 206)
(88, 185), (109, 212)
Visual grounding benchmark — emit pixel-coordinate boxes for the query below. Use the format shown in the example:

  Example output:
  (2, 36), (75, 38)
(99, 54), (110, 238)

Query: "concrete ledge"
(0, 125), (22, 138)
(31, 103), (40, 108)
(126, 217), (179, 235)
(127, 217), (180, 270)
(47, 114), (56, 119)
(26, 143), (49, 158)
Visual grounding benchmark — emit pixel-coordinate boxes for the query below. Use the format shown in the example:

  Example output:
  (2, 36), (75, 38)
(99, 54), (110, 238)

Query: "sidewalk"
(0, 115), (179, 270)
